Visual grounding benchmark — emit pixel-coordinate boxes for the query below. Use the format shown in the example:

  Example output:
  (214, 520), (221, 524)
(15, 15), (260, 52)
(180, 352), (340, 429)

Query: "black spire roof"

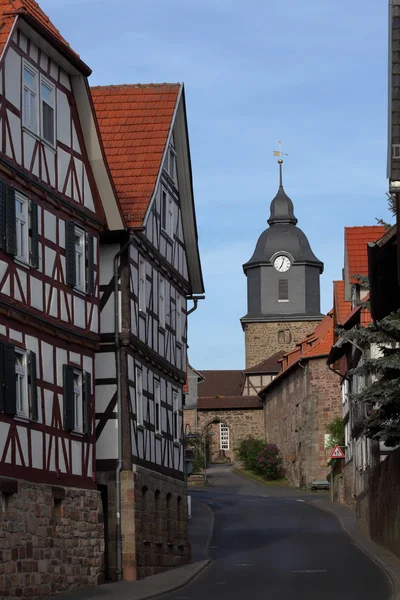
(267, 160), (297, 226)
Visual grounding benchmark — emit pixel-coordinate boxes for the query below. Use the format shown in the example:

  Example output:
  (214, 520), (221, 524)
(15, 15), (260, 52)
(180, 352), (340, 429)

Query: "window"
(136, 368), (143, 425)
(65, 222), (94, 293)
(22, 63), (38, 134)
(161, 188), (174, 238)
(15, 193), (29, 263)
(173, 390), (179, 441)
(40, 77), (55, 145)
(159, 276), (165, 329)
(139, 257), (146, 312)
(154, 380), (161, 433)
(15, 350), (28, 418)
(63, 366), (91, 434)
(220, 423), (229, 450)
(163, 146), (176, 182)
(278, 279), (289, 302)
(176, 296), (181, 342)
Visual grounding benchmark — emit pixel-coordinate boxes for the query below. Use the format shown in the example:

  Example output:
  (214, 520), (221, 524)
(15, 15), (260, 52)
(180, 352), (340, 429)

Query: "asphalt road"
(160, 466), (392, 600)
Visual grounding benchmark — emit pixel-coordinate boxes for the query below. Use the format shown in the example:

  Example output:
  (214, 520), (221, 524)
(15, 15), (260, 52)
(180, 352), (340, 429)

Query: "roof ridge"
(91, 82), (181, 90)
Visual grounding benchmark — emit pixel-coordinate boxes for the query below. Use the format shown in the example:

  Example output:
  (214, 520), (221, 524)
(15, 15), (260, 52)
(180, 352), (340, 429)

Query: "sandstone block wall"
(244, 320), (322, 368)
(264, 358), (341, 488)
(0, 480), (104, 598)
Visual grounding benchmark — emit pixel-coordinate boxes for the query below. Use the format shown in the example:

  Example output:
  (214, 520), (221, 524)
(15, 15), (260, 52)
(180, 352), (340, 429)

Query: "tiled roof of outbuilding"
(345, 226), (386, 285)
(91, 83), (181, 228)
(198, 370), (244, 398)
(244, 351), (284, 374)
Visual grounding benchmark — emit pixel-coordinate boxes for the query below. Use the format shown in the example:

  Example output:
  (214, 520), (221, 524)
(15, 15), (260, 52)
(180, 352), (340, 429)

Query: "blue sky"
(42, 0), (390, 369)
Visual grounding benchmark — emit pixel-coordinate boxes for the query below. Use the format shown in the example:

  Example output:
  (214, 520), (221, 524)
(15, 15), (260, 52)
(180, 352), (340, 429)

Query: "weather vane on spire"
(273, 141), (288, 158)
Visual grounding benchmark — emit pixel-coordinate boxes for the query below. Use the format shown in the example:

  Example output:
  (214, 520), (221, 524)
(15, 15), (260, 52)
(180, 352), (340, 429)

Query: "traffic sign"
(330, 445), (345, 459)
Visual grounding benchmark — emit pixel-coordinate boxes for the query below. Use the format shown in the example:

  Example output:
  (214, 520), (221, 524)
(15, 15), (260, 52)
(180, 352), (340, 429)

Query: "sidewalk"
(49, 498), (214, 600)
(309, 497), (400, 600)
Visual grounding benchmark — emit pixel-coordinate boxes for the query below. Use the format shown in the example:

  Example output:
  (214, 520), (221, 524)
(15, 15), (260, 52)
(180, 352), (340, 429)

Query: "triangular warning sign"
(330, 444), (345, 459)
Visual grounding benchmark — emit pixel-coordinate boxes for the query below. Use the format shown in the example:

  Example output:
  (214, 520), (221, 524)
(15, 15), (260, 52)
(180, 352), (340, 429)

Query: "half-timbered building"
(91, 83), (204, 581)
(0, 1), (124, 596)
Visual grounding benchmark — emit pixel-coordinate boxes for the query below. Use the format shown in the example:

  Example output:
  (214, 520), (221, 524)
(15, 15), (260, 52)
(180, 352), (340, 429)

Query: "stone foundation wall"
(264, 358), (341, 488)
(0, 479), (104, 598)
(244, 320), (322, 368)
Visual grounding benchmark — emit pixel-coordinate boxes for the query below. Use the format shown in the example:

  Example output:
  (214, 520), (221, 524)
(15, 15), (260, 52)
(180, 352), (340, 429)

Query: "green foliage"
(237, 436), (284, 480)
(184, 432), (204, 474)
(326, 417), (345, 448)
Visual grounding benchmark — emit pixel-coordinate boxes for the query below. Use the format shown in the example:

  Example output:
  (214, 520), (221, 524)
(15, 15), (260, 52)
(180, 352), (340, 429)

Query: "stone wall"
(263, 358), (342, 488)
(0, 479), (104, 598)
(100, 465), (190, 581)
(243, 320), (322, 368)
(196, 409), (264, 464)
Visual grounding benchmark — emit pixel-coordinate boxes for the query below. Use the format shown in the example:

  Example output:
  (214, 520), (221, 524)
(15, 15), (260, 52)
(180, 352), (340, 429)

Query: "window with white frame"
(139, 257), (146, 312)
(15, 350), (28, 418)
(176, 296), (181, 342)
(173, 391), (179, 441)
(73, 370), (83, 433)
(220, 423), (229, 450)
(168, 148), (176, 182)
(154, 380), (161, 434)
(159, 276), (165, 329)
(40, 76), (55, 145)
(161, 188), (174, 238)
(15, 192), (29, 263)
(74, 227), (85, 291)
(22, 62), (38, 134)
(136, 368), (143, 425)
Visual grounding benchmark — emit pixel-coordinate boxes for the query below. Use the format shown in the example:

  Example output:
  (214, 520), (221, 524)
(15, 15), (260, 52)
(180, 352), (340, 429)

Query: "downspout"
(186, 296), (204, 431)
(114, 233), (135, 581)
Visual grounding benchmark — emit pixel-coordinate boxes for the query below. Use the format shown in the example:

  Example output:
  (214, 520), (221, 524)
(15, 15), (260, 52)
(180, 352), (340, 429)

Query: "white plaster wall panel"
(60, 69), (71, 91)
(18, 269), (27, 301)
(131, 304), (137, 337)
(29, 41), (38, 63)
(14, 274), (22, 303)
(31, 430), (42, 470)
(137, 430), (144, 460)
(0, 324), (6, 336)
(60, 293), (68, 322)
(56, 348), (68, 387)
(83, 169), (95, 211)
(12, 30), (17, 43)
(0, 260), (7, 285)
(100, 244), (119, 284)
(0, 422), (8, 458)
(44, 210), (57, 244)
(23, 130), (35, 171)
(44, 145), (56, 188)
(95, 383), (116, 412)
(66, 292), (72, 320)
(130, 246), (139, 263)
(96, 420), (118, 459)
(58, 438), (66, 473)
(93, 237), (98, 266)
(90, 305), (98, 333)
(139, 316), (145, 343)
(130, 264), (138, 297)
(44, 246), (56, 277)
(131, 420), (137, 457)
(19, 32), (28, 53)
(44, 389), (53, 426)
(57, 147), (70, 195)
(83, 356), (93, 377)
(50, 60), (58, 81)
(146, 217), (153, 244)
(31, 276), (43, 311)
(127, 354), (134, 380)
(96, 351), (116, 379)
(69, 351), (80, 365)
(56, 88), (71, 146)
(72, 122), (80, 152)
(9, 329), (23, 343)
(60, 255), (66, 281)
(166, 243), (172, 265)
(7, 110), (21, 163)
(74, 157), (83, 202)
(71, 441), (82, 476)
(16, 427), (28, 466)
(160, 236), (166, 259)
(50, 289), (58, 318)
(42, 342), (54, 384)
(40, 51), (48, 71)
(100, 297), (114, 333)
(58, 218), (65, 248)
(4, 48), (20, 108)
(45, 283), (51, 312)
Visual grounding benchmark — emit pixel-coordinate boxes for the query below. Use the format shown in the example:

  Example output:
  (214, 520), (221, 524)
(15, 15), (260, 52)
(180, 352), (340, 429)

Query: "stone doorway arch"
(200, 415), (234, 465)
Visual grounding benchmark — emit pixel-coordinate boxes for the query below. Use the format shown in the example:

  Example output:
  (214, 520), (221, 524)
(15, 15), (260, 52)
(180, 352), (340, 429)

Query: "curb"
(308, 499), (399, 600)
(135, 559), (211, 600)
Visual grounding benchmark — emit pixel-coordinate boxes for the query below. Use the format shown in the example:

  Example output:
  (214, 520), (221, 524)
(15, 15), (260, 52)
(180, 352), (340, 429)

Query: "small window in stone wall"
(278, 329), (292, 344)
(0, 492), (10, 515)
(53, 498), (64, 520)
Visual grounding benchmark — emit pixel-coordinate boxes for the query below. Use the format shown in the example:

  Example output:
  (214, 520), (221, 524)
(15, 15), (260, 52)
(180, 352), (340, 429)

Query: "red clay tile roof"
(198, 370), (244, 398)
(244, 351), (285, 374)
(91, 84), (181, 228)
(197, 396), (262, 410)
(333, 280), (352, 326)
(345, 226), (386, 285)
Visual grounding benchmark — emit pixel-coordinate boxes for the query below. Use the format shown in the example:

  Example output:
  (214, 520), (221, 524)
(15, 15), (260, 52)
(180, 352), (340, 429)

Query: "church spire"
(267, 159), (298, 226)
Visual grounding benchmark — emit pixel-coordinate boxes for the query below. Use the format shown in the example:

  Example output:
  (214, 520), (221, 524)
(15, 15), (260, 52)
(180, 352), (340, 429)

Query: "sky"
(41, 0), (391, 370)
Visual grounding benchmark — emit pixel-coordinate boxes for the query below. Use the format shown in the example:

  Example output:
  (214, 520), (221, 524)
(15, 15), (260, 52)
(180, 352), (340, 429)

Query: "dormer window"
(40, 77), (55, 146)
(351, 284), (360, 308)
(22, 61), (56, 146)
(23, 63), (38, 134)
(163, 145), (176, 182)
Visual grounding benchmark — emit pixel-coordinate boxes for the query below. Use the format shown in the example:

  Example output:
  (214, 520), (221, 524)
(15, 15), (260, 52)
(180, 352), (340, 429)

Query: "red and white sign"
(330, 445), (345, 459)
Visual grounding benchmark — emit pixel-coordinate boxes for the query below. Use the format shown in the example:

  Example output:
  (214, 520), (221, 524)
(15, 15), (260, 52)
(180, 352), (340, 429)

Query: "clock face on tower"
(273, 255), (291, 272)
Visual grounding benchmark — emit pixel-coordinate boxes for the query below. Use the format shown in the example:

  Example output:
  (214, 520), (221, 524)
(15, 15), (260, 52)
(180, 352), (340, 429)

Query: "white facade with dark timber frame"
(92, 83), (204, 581)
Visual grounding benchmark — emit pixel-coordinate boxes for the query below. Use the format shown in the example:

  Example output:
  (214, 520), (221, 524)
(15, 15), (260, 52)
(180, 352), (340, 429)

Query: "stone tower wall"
(243, 320), (322, 368)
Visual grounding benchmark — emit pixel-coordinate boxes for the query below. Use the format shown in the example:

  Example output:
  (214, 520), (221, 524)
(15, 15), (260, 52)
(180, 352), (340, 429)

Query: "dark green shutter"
(0, 341), (4, 412)
(5, 186), (16, 256)
(28, 351), (38, 421)
(0, 179), (6, 250)
(30, 202), (39, 268)
(87, 235), (94, 295)
(63, 364), (75, 431)
(4, 343), (16, 416)
(83, 371), (92, 435)
(65, 221), (76, 286)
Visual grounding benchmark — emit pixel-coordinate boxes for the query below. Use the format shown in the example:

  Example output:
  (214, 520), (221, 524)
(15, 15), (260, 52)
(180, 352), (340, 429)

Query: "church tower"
(241, 160), (324, 368)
